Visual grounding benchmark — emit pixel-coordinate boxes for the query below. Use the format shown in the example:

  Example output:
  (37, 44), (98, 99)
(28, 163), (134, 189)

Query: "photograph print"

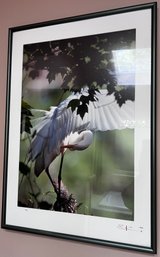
(19, 29), (135, 221)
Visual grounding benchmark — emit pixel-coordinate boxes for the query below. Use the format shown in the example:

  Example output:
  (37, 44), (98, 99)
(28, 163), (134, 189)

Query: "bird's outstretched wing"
(82, 90), (134, 131)
(29, 89), (134, 176)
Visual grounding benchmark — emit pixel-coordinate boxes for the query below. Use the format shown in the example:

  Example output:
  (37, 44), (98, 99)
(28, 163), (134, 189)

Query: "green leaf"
(47, 71), (56, 83)
(29, 69), (39, 79)
(21, 100), (33, 134)
(22, 108), (33, 116)
(77, 104), (88, 119)
(80, 95), (90, 105)
(22, 100), (32, 110)
(114, 86), (135, 107)
(88, 94), (97, 102)
(67, 99), (80, 112)
(19, 162), (30, 175)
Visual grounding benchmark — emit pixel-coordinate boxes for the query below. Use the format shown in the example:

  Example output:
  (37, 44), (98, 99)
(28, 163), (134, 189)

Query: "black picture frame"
(1, 2), (157, 253)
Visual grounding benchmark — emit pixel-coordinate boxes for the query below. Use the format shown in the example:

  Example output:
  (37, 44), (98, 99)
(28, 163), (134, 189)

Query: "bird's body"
(28, 89), (134, 176)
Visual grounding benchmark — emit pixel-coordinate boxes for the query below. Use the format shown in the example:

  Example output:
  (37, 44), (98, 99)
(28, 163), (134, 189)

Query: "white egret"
(28, 88), (134, 209)
(28, 88), (134, 179)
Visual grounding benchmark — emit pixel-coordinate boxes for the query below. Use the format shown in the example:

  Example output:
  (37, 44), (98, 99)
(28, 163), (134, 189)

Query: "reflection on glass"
(112, 49), (135, 86)
(18, 28), (135, 221)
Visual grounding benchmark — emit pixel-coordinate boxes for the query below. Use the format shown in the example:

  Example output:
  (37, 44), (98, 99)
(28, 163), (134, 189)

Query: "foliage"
(19, 162), (30, 175)
(23, 29), (135, 118)
(21, 100), (33, 134)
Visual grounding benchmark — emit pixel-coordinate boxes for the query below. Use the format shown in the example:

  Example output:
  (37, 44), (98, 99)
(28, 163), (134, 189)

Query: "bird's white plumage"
(63, 130), (93, 151)
(80, 90), (134, 131)
(29, 89), (134, 176)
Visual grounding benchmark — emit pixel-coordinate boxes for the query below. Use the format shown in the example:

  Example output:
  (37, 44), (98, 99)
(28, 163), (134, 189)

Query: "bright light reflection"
(112, 49), (136, 86)
(112, 48), (151, 86)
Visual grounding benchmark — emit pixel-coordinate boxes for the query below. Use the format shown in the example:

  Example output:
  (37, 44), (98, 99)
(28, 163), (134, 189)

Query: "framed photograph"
(1, 2), (157, 253)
